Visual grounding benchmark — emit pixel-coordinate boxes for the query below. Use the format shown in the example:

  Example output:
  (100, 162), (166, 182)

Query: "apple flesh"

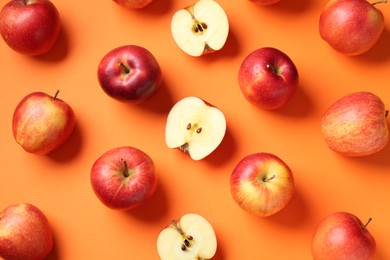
(113, 0), (154, 9)
(12, 90), (76, 155)
(230, 152), (294, 217)
(321, 91), (389, 156)
(238, 47), (299, 110)
(312, 212), (376, 260)
(165, 96), (226, 160)
(97, 45), (162, 103)
(90, 146), (157, 210)
(0, 0), (61, 55)
(319, 0), (386, 56)
(157, 213), (217, 260)
(0, 203), (53, 260)
(171, 0), (229, 57)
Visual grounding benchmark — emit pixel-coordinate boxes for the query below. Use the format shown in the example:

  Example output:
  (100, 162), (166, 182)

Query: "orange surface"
(1, 0), (390, 259)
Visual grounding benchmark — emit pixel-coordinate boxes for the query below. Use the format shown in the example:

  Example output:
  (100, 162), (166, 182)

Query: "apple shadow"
(266, 187), (310, 227)
(271, 83), (315, 118)
(212, 232), (226, 260)
(204, 126), (238, 167)
(252, 0), (313, 13)
(47, 122), (83, 163)
(336, 141), (390, 168)
(124, 175), (169, 222)
(139, 79), (175, 114)
(33, 22), (70, 62)
(45, 229), (61, 260)
(351, 27), (390, 63)
(112, 0), (173, 16)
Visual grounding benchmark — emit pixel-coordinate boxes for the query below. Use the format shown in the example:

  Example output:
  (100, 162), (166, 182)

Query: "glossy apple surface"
(0, 0), (61, 55)
(238, 47), (299, 110)
(319, 0), (386, 55)
(90, 146), (157, 210)
(321, 91), (389, 156)
(312, 212), (376, 260)
(230, 152), (294, 217)
(0, 203), (53, 260)
(97, 45), (162, 103)
(12, 90), (76, 155)
(113, 0), (154, 8)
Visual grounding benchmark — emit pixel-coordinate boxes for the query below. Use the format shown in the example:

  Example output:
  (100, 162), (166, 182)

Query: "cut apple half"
(165, 96), (226, 160)
(171, 0), (229, 57)
(157, 213), (217, 260)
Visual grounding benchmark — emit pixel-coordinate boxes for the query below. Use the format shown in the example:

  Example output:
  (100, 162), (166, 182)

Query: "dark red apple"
(90, 146), (157, 210)
(238, 47), (299, 110)
(0, 0), (61, 56)
(97, 45), (162, 103)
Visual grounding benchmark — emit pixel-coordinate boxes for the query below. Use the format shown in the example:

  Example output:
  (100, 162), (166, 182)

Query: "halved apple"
(171, 0), (229, 57)
(157, 213), (217, 260)
(165, 96), (226, 160)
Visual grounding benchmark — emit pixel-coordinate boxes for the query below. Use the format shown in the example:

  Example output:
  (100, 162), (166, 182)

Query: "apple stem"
(118, 62), (130, 74)
(386, 110), (389, 118)
(266, 64), (278, 75)
(53, 90), (60, 100)
(121, 158), (130, 178)
(372, 0), (387, 5)
(263, 175), (276, 182)
(363, 218), (373, 230)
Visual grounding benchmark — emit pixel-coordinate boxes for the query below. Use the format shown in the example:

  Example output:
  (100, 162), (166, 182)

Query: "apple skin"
(113, 0), (154, 9)
(97, 45), (162, 103)
(0, 203), (53, 260)
(230, 152), (294, 217)
(12, 91), (76, 155)
(0, 0), (61, 56)
(312, 212), (376, 260)
(238, 47), (299, 110)
(90, 146), (157, 210)
(321, 91), (389, 157)
(319, 0), (385, 56)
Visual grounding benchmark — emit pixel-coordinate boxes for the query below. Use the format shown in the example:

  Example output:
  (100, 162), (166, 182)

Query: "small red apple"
(0, 203), (53, 260)
(321, 91), (389, 156)
(97, 45), (162, 103)
(312, 212), (376, 260)
(319, 0), (386, 55)
(113, 0), (154, 9)
(90, 146), (157, 210)
(12, 90), (76, 155)
(0, 0), (61, 56)
(238, 47), (299, 110)
(230, 152), (294, 217)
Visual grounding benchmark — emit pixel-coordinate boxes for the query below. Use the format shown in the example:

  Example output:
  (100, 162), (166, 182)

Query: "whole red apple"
(0, 203), (53, 260)
(319, 0), (386, 56)
(113, 0), (154, 9)
(312, 212), (376, 260)
(238, 47), (299, 110)
(0, 0), (61, 56)
(321, 91), (389, 156)
(97, 45), (162, 103)
(90, 146), (157, 210)
(12, 90), (75, 155)
(230, 152), (294, 217)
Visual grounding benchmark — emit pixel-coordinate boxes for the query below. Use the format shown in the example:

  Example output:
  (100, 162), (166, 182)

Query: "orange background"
(1, 0), (390, 259)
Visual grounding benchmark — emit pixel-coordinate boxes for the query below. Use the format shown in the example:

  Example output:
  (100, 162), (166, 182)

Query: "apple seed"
(169, 220), (195, 251)
(193, 21), (208, 33)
